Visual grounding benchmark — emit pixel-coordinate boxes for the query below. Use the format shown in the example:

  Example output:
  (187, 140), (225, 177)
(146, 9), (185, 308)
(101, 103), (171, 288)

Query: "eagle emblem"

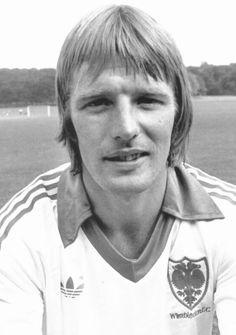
(167, 257), (209, 310)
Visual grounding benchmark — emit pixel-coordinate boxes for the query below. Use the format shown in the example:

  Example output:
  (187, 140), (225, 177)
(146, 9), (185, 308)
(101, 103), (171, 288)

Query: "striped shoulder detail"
(185, 163), (236, 205)
(0, 163), (70, 247)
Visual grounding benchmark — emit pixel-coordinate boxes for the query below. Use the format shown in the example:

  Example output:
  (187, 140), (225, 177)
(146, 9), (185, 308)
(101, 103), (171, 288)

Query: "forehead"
(71, 63), (174, 99)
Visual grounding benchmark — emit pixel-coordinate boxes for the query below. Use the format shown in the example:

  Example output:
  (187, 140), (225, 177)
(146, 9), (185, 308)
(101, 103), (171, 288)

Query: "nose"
(111, 96), (139, 142)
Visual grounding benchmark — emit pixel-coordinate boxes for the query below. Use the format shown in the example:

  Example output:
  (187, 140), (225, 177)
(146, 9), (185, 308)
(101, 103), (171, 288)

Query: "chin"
(103, 174), (155, 195)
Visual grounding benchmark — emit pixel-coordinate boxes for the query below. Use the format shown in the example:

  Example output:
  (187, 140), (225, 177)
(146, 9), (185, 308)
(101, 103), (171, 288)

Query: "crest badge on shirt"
(167, 256), (209, 310)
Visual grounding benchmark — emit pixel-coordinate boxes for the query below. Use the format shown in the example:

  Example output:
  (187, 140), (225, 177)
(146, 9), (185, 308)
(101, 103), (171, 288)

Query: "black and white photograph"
(0, 0), (235, 334)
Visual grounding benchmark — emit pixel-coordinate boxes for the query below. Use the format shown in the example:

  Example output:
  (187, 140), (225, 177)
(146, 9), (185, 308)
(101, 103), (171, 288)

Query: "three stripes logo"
(61, 276), (84, 298)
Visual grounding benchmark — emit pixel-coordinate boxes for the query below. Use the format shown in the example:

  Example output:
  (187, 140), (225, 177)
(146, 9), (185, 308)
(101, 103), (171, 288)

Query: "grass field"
(0, 98), (236, 208)
(0, 114), (68, 207)
(188, 97), (236, 184)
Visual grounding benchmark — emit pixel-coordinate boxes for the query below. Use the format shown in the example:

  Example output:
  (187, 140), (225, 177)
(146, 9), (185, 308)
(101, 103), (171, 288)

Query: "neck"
(82, 169), (168, 258)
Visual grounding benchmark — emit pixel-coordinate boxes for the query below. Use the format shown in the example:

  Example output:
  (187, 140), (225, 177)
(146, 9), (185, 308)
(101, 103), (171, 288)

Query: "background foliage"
(0, 68), (56, 106)
(188, 63), (236, 96)
(0, 64), (236, 107)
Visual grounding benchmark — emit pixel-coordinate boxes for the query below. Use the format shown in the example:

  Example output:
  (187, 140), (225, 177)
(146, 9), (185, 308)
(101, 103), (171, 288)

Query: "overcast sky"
(1, 0), (235, 69)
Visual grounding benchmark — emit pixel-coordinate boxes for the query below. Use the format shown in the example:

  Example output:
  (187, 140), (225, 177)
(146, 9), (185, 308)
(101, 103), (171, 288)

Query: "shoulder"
(0, 163), (70, 249)
(183, 164), (236, 255)
(182, 165), (236, 265)
(182, 164), (236, 241)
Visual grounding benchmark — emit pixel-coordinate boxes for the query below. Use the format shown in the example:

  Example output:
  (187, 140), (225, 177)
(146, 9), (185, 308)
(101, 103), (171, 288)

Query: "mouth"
(104, 151), (149, 162)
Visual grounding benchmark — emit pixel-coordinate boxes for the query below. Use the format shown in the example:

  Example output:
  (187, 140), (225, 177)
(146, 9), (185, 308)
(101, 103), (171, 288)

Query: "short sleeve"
(214, 219), (236, 335)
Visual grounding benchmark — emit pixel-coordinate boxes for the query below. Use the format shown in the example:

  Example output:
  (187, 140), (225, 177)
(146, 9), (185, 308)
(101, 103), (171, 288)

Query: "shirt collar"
(57, 165), (224, 247)
(162, 165), (224, 220)
(57, 168), (92, 247)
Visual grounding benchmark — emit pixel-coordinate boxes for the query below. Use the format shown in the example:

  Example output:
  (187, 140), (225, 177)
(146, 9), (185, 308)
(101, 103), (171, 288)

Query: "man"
(0, 5), (236, 335)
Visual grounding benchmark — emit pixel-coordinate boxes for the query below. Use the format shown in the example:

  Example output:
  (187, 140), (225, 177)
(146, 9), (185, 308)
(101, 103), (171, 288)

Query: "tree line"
(188, 63), (236, 96)
(0, 63), (235, 107)
(0, 68), (56, 107)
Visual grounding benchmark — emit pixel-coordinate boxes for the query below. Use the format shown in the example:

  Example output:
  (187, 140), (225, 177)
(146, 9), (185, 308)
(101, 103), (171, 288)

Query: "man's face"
(70, 64), (176, 196)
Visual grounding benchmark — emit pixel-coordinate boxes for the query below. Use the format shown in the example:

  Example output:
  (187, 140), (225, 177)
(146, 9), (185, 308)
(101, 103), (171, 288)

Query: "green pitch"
(188, 97), (236, 186)
(0, 115), (68, 207)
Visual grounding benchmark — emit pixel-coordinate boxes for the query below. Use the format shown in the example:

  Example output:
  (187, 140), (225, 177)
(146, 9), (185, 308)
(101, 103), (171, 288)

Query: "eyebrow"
(75, 86), (172, 103)
(77, 90), (113, 102)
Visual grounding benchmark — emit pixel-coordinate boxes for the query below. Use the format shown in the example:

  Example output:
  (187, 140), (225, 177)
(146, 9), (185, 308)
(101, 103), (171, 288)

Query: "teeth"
(117, 153), (141, 161)
(106, 152), (147, 162)
(125, 154), (139, 161)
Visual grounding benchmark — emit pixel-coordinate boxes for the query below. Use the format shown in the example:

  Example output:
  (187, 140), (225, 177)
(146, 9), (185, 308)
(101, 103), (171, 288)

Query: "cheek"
(146, 113), (175, 143)
(72, 114), (91, 141)
(72, 116), (105, 159)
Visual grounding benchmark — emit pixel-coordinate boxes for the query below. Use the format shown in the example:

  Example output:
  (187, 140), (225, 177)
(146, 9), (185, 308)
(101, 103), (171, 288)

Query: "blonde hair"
(56, 5), (192, 173)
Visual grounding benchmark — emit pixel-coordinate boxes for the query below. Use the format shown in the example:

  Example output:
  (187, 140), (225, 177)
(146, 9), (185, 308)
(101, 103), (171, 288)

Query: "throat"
(111, 236), (147, 259)
(97, 217), (158, 259)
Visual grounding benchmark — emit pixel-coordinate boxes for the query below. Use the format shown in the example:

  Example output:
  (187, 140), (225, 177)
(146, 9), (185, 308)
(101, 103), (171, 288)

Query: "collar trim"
(57, 165), (224, 248)
(82, 214), (175, 282)
(57, 167), (92, 247)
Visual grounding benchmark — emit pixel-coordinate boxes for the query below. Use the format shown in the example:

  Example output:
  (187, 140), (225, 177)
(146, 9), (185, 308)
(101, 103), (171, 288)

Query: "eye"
(85, 98), (112, 108)
(136, 96), (164, 107)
